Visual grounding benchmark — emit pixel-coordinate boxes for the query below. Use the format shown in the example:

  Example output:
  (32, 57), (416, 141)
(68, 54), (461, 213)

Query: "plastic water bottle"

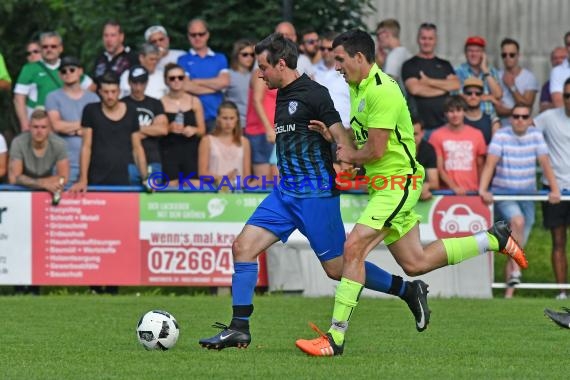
(174, 109), (184, 125)
(143, 165), (153, 193)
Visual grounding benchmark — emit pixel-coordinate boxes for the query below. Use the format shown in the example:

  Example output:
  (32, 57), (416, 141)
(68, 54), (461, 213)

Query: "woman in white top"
(198, 101), (251, 191)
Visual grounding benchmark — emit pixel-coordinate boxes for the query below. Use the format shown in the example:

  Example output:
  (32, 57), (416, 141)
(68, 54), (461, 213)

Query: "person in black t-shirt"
(402, 23), (460, 135)
(412, 117), (438, 200)
(121, 65), (168, 185)
(71, 71), (139, 192)
(93, 20), (138, 81)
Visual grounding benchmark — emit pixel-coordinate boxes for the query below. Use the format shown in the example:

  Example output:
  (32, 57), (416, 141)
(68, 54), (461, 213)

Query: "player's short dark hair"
(443, 95), (467, 112)
(332, 29), (375, 64)
(254, 33), (298, 69)
(500, 38), (519, 52)
(98, 71), (120, 86)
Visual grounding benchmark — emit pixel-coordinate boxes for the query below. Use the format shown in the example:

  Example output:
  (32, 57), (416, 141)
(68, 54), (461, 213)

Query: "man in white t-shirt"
(495, 38), (539, 126)
(375, 18), (412, 83)
(144, 25), (185, 72)
(120, 43), (167, 100)
(534, 77), (570, 300)
(549, 31), (570, 108)
(313, 31), (350, 128)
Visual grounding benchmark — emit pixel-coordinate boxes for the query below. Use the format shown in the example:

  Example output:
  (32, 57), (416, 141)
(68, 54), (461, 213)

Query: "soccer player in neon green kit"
(296, 29), (528, 356)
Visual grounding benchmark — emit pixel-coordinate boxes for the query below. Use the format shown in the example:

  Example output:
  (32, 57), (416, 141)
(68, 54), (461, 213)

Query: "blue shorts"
(247, 188), (345, 261)
(495, 200), (535, 244)
(245, 133), (274, 165)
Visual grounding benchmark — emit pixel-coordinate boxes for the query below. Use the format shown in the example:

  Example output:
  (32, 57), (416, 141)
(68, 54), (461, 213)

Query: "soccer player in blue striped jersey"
(198, 32), (430, 350)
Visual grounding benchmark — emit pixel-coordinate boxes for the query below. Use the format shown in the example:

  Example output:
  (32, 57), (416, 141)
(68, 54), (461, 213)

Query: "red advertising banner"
(32, 193), (140, 285)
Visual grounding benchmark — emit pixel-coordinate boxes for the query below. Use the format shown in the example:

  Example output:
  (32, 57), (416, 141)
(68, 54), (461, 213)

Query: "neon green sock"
(487, 233), (499, 251)
(328, 277), (363, 345)
(443, 231), (498, 265)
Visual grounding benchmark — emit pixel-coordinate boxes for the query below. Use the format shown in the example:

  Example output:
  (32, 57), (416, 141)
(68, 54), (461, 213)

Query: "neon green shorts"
(357, 169), (424, 245)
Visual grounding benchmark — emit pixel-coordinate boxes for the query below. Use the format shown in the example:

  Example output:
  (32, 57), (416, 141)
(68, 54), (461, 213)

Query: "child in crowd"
(198, 101), (251, 191)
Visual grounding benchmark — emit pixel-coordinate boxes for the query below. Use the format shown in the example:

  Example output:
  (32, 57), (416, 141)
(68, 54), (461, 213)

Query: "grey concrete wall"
(364, 0), (569, 106)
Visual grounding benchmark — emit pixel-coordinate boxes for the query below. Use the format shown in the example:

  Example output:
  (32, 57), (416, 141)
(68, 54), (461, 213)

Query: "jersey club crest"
(288, 101), (298, 115)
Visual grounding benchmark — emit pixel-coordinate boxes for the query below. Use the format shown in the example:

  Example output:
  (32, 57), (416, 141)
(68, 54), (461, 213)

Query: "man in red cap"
(455, 36), (502, 117)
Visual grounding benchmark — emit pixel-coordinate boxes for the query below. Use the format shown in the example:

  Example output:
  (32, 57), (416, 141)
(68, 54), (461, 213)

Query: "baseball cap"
(128, 65), (149, 83)
(60, 56), (81, 69)
(463, 77), (484, 90)
(144, 25), (168, 41)
(465, 36), (486, 48)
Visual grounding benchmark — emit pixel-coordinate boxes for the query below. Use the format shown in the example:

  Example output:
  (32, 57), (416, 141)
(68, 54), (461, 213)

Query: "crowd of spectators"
(1, 18), (570, 297)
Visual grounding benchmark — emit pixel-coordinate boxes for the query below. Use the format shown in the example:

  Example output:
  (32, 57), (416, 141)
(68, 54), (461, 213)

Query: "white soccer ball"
(136, 310), (180, 350)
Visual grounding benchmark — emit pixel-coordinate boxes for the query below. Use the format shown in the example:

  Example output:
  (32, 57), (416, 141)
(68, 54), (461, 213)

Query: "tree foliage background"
(0, 0), (374, 137)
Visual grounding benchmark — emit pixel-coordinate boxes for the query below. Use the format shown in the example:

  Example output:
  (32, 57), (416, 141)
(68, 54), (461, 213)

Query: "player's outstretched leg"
(199, 320), (251, 350)
(488, 221), (528, 269)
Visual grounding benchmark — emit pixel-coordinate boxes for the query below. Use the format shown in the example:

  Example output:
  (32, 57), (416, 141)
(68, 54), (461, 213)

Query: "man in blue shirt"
(178, 18), (229, 133)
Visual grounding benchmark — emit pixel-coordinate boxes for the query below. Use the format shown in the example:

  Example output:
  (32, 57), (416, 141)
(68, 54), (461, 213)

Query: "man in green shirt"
(296, 29), (528, 357)
(13, 32), (94, 131)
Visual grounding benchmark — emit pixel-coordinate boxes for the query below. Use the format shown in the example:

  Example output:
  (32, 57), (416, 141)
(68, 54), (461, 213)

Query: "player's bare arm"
(337, 127), (390, 166)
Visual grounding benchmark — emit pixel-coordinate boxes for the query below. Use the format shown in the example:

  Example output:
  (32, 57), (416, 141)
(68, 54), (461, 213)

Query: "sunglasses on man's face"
(320, 46), (333, 52)
(464, 90), (482, 96)
(27, 49), (40, 56)
(168, 75), (185, 82)
(501, 52), (517, 59)
(42, 44), (58, 50)
(512, 114), (530, 120)
(188, 32), (207, 38)
(59, 67), (77, 75)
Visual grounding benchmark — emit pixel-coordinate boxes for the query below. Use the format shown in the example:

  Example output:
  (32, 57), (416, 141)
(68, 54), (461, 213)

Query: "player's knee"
(232, 238), (249, 261)
(324, 267), (342, 281)
(400, 261), (425, 277)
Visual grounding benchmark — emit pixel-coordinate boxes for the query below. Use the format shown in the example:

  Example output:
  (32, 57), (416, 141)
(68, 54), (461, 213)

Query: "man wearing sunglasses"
(178, 18), (229, 133)
(480, 103), (560, 298)
(462, 77), (500, 145)
(14, 31), (94, 132)
(144, 25), (185, 72)
(495, 38), (538, 126)
(314, 31), (350, 129)
(300, 28), (321, 65)
(534, 77), (570, 300)
(45, 56), (99, 185)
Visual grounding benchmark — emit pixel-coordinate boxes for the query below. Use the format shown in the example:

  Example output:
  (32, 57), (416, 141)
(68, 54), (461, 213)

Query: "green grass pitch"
(1, 295), (568, 379)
